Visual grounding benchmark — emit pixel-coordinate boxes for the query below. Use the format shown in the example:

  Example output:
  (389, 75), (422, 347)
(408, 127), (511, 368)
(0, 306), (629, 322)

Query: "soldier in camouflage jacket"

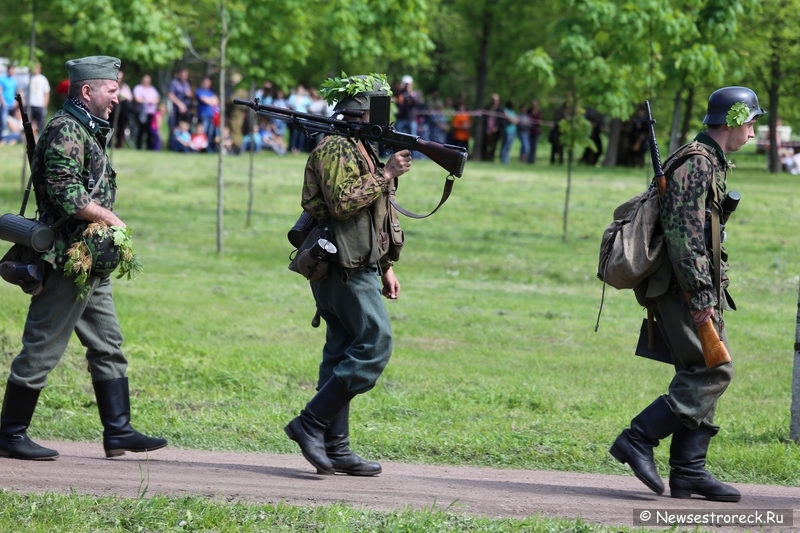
(0, 56), (167, 462)
(285, 74), (412, 477)
(610, 87), (765, 503)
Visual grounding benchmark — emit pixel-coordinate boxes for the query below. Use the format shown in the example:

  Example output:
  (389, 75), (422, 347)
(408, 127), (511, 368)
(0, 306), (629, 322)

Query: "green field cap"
(65, 56), (121, 83)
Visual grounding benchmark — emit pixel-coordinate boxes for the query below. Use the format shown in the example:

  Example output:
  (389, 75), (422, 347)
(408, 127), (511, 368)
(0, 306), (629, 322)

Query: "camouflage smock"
(31, 99), (117, 270)
(660, 132), (729, 312)
(301, 135), (396, 270)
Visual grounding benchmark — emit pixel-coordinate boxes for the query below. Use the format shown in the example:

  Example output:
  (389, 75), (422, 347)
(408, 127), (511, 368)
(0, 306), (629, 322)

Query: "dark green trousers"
(310, 264), (392, 395)
(653, 287), (733, 430)
(9, 266), (128, 389)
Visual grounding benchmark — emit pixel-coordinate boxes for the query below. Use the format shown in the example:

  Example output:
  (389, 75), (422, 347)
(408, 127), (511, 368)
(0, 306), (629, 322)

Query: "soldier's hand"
(691, 307), (714, 326)
(381, 266), (401, 300)
(384, 149), (412, 180)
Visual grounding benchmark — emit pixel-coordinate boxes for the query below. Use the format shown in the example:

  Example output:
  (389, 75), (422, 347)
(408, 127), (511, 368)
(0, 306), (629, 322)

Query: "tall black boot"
(324, 404), (382, 476)
(93, 378), (168, 458)
(669, 425), (740, 502)
(284, 375), (355, 475)
(0, 381), (59, 460)
(609, 396), (682, 494)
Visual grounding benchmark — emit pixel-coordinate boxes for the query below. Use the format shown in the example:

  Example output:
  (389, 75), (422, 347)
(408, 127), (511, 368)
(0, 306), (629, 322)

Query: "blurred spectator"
(133, 74), (160, 150)
(288, 85), (312, 153)
(783, 147), (800, 175)
(168, 67), (193, 148)
(271, 89), (288, 138)
(149, 102), (166, 151)
(451, 102), (472, 154)
(527, 99), (543, 164)
(196, 77), (219, 152)
(170, 120), (194, 152)
(255, 80), (274, 104)
(580, 108), (604, 166)
(482, 93), (501, 162)
(629, 105), (648, 168)
(0, 106), (22, 145)
(0, 64), (18, 143)
(111, 70), (133, 148)
(499, 100), (518, 164)
(516, 103), (532, 162)
(428, 102), (449, 145)
(395, 75), (418, 136)
(27, 63), (50, 135)
(261, 119), (287, 155)
(549, 104), (566, 165)
(242, 123), (263, 153)
(228, 72), (248, 154)
(221, 125), (234, 155)
(191, 123), (209, 152)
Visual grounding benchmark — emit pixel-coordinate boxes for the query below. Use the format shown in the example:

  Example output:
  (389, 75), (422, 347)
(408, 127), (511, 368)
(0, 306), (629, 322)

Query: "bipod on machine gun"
(233, 94), (468, 220)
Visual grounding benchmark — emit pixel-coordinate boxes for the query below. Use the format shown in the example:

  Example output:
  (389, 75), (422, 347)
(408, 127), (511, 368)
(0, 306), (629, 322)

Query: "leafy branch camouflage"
(319, 72), (391, 105)
(726, 102), (749, 128)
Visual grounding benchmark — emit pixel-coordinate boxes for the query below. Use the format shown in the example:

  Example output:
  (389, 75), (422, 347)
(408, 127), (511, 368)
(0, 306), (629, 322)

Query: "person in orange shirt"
(451, 102), (471, 154)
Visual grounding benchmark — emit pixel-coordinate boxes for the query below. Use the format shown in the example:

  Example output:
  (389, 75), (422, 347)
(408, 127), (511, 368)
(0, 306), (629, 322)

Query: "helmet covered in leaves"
(320, 73), (391, 113)
(86, 231), (121, 276)
(702, 86), (765, 126)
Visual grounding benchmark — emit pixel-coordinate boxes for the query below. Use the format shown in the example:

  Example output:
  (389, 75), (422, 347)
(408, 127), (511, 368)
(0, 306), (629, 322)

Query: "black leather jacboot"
(324, 404), (382, 476)
(284, 375), (355, 475)
(0, 381), (59, 460)
(669, 425), (741, 502)
(93, 378), (168, 458)
(610, 396), (682, 494)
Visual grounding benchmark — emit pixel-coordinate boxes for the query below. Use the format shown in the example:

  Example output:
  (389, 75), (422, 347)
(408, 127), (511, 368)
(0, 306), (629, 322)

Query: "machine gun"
(234, 95), (467, 179)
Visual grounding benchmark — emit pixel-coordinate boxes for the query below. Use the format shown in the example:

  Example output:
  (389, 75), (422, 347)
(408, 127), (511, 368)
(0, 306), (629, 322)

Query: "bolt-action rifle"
(234, 95), (467, 218)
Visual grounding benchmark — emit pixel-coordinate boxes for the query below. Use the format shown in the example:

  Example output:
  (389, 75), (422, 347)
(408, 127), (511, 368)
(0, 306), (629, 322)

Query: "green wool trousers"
(9, 266), (128, 390)
(653, 287), (733, 430)
(310, 264), (393, 395)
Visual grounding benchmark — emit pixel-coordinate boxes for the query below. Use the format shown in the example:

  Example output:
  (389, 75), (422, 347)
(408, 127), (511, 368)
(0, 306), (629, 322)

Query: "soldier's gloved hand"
(384, 149), (412, 180)
(691, 307), (714, 326)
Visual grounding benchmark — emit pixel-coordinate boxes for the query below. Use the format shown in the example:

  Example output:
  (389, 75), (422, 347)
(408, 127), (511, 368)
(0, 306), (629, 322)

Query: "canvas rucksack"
(596, 142), (713, 291)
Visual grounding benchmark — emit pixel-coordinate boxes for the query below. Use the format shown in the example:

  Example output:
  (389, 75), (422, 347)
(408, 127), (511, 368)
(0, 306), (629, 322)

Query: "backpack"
(597, 143), (712, 291)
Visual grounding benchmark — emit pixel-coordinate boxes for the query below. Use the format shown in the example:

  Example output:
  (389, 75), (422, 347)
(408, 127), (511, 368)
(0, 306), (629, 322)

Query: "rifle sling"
(710, 179), (722, 331)
(356, 140), (454, 220)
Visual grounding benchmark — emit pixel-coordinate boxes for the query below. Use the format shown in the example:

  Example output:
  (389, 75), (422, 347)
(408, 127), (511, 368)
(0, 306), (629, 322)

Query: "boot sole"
(284, 425), (334, 475)
(317, 467), (383, 476)
(610, 443), (664, 495)
(671, 489), (741, 502)
(0, 450), (59, 461)
(105, 441), (168, 458)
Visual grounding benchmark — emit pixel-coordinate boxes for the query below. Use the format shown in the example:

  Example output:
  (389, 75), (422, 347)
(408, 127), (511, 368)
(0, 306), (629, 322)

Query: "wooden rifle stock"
(408, 139), (466, 178)
(696, 319), (731, 368)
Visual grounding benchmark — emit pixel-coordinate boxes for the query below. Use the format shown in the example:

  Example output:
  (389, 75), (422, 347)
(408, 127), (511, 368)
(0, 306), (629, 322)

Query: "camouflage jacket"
(32, 99), (118, 270)
(660, 133), (729, 312)
(302, 135), (396, 269)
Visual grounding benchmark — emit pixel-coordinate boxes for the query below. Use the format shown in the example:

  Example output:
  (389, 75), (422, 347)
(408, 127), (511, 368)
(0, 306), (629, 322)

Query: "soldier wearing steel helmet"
(284, 74), (412, 476)
(0, 56), (167, 461)
(610, 87), (765, 502)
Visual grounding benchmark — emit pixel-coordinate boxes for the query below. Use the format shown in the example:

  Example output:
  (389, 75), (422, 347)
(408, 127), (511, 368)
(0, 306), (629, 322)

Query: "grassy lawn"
(0, 140), (797, 531)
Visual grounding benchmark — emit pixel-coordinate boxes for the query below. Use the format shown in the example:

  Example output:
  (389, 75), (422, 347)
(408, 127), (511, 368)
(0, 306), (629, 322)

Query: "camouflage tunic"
(302, 135), (389, 221)
(31, 99), (117, 270)
(660, 133), (729, 312)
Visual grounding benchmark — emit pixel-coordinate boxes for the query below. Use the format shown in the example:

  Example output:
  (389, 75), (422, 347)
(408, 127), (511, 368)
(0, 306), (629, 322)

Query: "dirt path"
(2, 441), (798, 530)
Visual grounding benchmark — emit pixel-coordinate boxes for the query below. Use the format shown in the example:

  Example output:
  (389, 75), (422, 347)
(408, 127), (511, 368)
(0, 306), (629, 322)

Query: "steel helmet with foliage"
(320, 72), (391, 113)
(702, 86), (766, 126)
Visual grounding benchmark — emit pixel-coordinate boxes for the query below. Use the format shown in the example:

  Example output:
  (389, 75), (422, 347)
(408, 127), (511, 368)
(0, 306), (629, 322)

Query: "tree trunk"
(669, 88), (683, 154)
(602, 118), (621, 167)
(246, 81), (255, 227)
(679, 86), (695, 146)
(792, 282), (800, 441)
(217, 0), (227, 255)
(767, 51), (781, 173)
(563, 149), (573, 242)
(472, 0), (494, 161)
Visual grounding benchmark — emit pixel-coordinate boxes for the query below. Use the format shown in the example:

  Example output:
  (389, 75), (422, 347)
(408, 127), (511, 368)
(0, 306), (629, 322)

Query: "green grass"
(0, 489), (632, 533)
(0, 142), (798, 531)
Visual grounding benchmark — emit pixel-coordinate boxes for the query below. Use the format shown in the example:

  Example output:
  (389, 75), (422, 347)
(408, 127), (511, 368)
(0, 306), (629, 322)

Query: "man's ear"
(81, 83), (92, 101)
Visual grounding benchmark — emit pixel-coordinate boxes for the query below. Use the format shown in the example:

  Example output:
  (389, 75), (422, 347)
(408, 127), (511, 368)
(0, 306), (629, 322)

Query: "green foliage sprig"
(319, 72), (391, 105)
(726, 102), (750, 128)
(64, 223), (143, 300)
